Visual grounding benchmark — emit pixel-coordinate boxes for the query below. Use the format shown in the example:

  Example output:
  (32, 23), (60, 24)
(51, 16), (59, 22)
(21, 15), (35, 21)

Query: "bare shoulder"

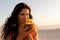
(33, 24), (38, 32)
(33, 24), (39, 40)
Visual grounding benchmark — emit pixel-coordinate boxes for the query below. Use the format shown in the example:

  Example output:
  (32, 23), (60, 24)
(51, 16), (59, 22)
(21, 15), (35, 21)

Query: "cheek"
(20, 15), (23, 18)
(27, 16), (29, 19)
(18, 15), (23, 23)
(18, 15), (24, 20)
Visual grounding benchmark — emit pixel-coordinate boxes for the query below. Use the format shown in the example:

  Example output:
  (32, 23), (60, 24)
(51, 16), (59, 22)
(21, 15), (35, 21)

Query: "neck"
(18, 22), (24, 28)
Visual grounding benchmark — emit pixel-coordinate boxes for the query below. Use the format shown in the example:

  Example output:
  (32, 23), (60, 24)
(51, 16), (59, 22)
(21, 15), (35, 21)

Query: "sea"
(0, 27), (60, 40)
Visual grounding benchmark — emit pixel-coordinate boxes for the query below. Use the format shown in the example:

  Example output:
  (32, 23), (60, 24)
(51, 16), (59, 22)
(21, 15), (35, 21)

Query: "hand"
(23, 34), (33, 40)
(24, 24), (34, 34)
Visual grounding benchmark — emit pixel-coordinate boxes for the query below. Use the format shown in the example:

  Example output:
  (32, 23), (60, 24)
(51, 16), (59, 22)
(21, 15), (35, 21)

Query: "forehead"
(20, 8), (29, 14)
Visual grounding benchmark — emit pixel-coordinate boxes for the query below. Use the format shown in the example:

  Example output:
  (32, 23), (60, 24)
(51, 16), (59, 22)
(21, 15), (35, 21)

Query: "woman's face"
(18, 8), (30, 24)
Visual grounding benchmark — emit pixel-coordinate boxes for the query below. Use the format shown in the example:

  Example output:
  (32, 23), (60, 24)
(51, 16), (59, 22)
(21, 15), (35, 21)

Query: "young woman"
(2, 2), (39, 40)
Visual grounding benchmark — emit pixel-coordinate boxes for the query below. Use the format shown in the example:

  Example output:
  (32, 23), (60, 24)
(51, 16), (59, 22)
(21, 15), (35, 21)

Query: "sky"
(0, 0), (60, 29)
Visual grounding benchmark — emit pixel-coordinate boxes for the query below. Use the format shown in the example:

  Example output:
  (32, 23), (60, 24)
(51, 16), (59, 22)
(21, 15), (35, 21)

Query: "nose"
(24, 15), (28, 20)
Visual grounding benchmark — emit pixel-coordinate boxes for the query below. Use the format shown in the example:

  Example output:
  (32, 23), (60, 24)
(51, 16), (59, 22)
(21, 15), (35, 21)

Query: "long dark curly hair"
(2, 2), (32, 40)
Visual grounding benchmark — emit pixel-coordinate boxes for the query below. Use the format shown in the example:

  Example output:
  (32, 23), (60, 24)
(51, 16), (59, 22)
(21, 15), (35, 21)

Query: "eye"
(21, 13), (25, 15)
(26, 13), (29, 16)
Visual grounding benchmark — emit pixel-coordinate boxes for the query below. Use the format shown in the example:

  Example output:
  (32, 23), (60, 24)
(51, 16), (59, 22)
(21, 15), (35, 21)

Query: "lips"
(23, 20), (26, 22)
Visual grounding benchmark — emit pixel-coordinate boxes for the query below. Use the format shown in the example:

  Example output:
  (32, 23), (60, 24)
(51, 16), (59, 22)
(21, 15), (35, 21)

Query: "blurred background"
(0, 0), (60, 40)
